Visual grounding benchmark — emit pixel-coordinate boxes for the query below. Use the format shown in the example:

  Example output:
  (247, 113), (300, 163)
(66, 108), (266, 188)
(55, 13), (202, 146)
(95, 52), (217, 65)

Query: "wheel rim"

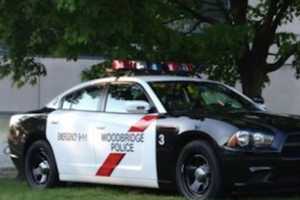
(29, 147), (50, 185)
(182, 154), (211, 196)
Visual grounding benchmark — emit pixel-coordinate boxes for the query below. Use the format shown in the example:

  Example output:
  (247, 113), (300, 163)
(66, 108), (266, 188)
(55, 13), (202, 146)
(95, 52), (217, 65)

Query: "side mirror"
(126, 101), (151, 114)
(252, 96), (265, 105)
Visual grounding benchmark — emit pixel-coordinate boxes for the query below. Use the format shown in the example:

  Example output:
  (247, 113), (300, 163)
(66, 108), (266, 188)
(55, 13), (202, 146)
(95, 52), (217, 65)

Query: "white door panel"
(47, 111), (159, 188)
(93, 113), (158, 185)
(46, 81), (160, 188)
(47, 110), (100, 177)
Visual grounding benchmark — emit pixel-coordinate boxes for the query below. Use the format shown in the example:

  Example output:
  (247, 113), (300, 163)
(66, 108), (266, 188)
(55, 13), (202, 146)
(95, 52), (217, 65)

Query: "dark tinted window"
(150, 81), (259, 114)
(62, 85), (104, 111)
(106, 83), (151, 113)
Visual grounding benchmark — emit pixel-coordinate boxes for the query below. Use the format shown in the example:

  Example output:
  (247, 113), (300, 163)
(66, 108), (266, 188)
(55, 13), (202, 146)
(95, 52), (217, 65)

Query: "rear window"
(62, 85), (104, 112)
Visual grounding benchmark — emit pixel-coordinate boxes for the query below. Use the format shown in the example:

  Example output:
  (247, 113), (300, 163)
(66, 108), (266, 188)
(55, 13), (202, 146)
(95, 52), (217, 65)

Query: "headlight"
(236, 131), (250, 147)
(227, 130), (274, 149)
(252, 132), (274, 147)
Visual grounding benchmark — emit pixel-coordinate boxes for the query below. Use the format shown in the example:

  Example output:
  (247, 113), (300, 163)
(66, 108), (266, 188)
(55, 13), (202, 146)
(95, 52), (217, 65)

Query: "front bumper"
(222, 149), (300, 188)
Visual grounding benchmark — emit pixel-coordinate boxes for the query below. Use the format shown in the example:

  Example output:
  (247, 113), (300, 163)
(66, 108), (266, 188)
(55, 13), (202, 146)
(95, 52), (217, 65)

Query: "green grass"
(0, 178), (182, 200)
(1, 178), (300, 200)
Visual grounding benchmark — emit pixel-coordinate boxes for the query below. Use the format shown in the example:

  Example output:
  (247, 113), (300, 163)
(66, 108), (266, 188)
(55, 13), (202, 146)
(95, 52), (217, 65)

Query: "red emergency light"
(112, 60), (195, 74)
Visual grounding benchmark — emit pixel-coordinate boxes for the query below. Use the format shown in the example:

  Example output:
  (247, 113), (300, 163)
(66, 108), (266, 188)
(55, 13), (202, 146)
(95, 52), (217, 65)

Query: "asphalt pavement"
(0, 115), (13, 169)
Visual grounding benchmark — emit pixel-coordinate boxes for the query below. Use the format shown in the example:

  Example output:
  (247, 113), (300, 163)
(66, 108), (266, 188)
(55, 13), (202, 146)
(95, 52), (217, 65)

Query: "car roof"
(73, 75), (210, 89)
(46, 75), (218, 109)
(47, 75), (261, 112)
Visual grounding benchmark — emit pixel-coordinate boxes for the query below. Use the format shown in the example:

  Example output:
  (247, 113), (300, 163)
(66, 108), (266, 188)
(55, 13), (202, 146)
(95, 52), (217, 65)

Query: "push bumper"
(222, 149), (300, 188)
(7, 142), (24, 178)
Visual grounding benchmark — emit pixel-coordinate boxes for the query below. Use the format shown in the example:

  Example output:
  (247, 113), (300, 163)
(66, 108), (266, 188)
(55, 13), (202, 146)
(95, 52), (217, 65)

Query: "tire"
(176, 141), (223, 200)
(24, 140), (58, 189)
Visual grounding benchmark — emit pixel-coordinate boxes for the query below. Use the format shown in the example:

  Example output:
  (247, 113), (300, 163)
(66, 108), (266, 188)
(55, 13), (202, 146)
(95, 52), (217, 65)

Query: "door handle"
(50, 120), (59, 125)
(96, 126), (106, 130)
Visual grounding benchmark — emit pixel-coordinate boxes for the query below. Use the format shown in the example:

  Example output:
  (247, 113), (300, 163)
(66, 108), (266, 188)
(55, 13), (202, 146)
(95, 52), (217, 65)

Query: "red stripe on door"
(96, 153), (125, 176)
(96, 115), (158, 177)
(128, 114), (158, 132)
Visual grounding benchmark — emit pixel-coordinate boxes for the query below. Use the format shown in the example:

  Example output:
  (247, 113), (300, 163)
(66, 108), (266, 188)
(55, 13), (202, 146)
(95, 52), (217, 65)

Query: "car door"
(47, 84), (106, 180)
(93, 82), (159, 188)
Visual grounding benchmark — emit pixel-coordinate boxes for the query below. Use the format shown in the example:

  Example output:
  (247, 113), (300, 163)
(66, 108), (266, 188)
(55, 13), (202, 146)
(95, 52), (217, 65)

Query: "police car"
(7, 63), (300, 200)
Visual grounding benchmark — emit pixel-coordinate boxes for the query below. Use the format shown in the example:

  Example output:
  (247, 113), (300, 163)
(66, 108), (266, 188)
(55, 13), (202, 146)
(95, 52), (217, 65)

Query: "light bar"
(112, 60), (195, 74)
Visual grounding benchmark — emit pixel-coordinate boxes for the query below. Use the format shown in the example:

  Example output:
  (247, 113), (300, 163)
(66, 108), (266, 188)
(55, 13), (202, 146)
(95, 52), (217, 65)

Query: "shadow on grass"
(61, 180), (300, 200)
(4, 177), (300, 200)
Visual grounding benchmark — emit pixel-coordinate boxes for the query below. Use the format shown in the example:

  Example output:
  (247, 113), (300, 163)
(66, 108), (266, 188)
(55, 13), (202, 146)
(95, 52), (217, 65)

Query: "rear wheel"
(176, 141), (223, 200)
(24, 140), (58, 189)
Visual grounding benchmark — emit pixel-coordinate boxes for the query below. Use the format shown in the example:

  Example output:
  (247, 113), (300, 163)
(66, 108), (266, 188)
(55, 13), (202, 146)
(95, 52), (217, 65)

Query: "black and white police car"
(7, 73), (300, 200)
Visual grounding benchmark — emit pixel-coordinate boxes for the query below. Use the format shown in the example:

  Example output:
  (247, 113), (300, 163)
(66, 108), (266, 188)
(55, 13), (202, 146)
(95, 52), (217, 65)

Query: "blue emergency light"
(112, 60), (194, 75)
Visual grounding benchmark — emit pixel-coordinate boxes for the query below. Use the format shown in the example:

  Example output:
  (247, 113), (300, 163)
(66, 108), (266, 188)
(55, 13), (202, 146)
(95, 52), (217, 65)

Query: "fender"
(8, 108), (55, 176)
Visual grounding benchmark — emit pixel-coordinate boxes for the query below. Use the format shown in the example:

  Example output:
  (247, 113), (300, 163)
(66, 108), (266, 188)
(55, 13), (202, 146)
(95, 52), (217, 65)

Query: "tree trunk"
(238, 28), (271, 99)
(239, 62), (265, 99)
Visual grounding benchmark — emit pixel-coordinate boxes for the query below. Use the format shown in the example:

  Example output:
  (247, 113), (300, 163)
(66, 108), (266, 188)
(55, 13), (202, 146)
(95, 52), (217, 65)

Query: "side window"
(62, 85), (104, 111)
(105, 83), (153, 113)
(200, 85), (243, 109)
(151, 82), (190, 111)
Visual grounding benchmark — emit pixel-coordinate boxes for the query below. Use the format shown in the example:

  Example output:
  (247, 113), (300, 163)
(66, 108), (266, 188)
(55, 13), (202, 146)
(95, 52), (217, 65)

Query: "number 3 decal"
(158, 134), (165, 146)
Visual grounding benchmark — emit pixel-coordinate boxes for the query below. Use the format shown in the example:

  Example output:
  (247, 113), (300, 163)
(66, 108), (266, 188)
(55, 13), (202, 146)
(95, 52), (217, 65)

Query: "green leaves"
(0, 57), (46, 87)
(0, 0), (300, 92)
(81, 60), (111, 81)
(57, 0), (79, 12)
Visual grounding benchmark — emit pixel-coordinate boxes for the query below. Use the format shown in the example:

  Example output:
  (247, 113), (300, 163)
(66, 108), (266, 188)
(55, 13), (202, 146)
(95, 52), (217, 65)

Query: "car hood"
(206, 111), (300, 134)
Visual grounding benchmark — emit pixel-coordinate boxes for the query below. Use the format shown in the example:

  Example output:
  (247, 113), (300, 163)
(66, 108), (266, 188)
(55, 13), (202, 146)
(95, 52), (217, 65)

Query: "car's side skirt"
(60, 175), (159, 188)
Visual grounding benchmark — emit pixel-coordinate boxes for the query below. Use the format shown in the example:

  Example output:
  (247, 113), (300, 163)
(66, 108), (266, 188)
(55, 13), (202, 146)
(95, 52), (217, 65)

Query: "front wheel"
(176, 141), (223, 200)
(24, 140), (58, 189)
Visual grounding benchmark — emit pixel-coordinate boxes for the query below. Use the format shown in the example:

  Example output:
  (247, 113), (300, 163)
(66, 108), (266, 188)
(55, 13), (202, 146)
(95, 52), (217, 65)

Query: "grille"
(282, 134), (300, 158)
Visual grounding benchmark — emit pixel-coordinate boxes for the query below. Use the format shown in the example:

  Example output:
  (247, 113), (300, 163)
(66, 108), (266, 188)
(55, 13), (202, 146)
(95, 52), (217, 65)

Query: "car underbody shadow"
(231, 184), (300, 199)
(62, 181), (300, 199)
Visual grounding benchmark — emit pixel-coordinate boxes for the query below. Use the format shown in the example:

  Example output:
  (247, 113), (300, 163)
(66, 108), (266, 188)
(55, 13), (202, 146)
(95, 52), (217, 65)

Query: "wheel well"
(175, 131), (221, 161)
(23, 132), (47, 158)
(14, 132), (48, 178)
(160, 131), (223, 185)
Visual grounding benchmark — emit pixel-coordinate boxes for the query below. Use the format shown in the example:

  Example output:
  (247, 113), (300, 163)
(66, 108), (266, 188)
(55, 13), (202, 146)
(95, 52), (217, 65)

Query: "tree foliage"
(0, 0), (300, 97)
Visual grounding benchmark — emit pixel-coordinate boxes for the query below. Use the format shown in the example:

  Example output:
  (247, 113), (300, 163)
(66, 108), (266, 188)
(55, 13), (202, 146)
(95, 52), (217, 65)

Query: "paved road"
(0, 115), (13, 168)
(0, 141), (12, 168)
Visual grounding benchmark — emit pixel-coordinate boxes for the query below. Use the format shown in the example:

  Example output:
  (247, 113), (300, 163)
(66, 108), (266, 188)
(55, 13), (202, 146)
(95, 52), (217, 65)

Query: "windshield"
(150, 81), (260, 114)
